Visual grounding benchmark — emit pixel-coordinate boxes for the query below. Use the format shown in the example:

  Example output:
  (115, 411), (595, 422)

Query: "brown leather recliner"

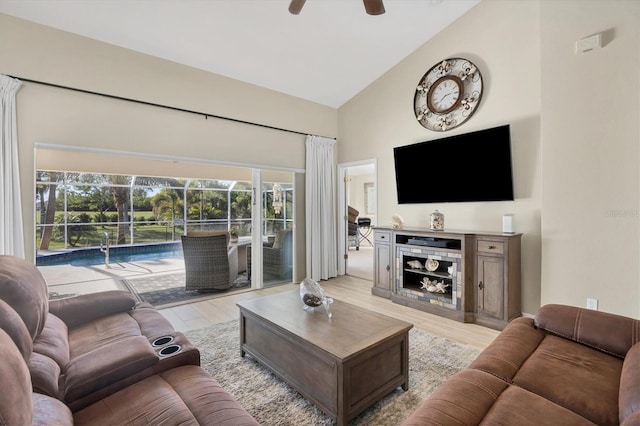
(0, 255), (200, 411)
(0, 321), (259, 425)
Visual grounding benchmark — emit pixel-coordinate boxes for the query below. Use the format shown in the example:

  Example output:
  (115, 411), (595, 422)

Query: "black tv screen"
(394, 125), (514, 204)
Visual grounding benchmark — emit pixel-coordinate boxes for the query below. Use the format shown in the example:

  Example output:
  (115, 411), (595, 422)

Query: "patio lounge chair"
(181, 233), (235, 291)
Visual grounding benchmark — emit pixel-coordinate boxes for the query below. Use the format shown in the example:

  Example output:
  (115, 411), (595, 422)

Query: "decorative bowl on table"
(300, 278), (333, 318)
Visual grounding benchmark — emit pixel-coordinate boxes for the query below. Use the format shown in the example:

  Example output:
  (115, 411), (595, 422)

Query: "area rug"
(120, 272), (250, 308)
(185, 319), (480, 425)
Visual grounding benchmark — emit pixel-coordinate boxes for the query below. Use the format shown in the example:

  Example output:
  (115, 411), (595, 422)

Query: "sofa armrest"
(48, 290), (136, 329)
(619, 342), (640, 424)
(534, 304), (640, 358)
(32, 393), (73, 426)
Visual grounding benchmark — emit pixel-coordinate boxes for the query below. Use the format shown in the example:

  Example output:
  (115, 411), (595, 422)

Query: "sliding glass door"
(36, 164), (296, 290)
(250, 170), (295, 288)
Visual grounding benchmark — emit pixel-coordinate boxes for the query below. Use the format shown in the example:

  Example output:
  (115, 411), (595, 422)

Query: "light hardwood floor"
(160, 274), (500, 351)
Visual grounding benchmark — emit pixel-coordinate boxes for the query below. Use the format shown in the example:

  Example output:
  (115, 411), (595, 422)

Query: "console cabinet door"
(375, 243), (391, 291)
(476, 255), (504, 319)
(372, 230), (392, 298)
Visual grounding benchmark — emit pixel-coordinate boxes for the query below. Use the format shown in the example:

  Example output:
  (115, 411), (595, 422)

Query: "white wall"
(338, 0), (640, 318)
(540, 0), (639, 317)
(0, 13), (337, 263)
(338, 0), (542, 315)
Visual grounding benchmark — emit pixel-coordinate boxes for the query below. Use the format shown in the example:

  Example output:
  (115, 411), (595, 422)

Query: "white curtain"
(0, 74), (24, 258)
(305, 135), (338, 281)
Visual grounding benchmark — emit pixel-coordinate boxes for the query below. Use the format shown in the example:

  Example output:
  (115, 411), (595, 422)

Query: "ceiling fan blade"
(363, 0), (385, 15)
(288, 0), (306, 15)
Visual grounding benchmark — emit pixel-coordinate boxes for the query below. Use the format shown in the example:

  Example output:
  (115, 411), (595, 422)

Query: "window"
(35, 171), (258, 251)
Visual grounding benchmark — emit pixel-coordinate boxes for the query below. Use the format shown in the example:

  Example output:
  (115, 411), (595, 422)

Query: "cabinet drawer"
(477, 240), (504, 255)
(374, 231), (391, 243)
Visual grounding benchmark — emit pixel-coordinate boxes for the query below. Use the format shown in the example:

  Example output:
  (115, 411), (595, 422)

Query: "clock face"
(427, 76), (463, 114)
(414, 58), (483, 132)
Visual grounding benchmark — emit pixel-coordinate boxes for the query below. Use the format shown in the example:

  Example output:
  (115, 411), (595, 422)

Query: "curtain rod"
(10, 74), (329, 138)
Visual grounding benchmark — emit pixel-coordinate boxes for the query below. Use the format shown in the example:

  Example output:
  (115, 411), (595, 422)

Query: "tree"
(151, 188), (183, 240)
(108, 175), (183, 245)
(64, 213), (96, 247)
(37, 172), (59, 250)
(110, 175), (131, 245)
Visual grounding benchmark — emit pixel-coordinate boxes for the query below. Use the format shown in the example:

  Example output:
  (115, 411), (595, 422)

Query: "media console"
(372, 226), (521, 330)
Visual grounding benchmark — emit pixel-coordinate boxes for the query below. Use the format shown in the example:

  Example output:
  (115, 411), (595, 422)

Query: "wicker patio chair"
(181, 233), (233, 292)
(263, 229), (293, 281)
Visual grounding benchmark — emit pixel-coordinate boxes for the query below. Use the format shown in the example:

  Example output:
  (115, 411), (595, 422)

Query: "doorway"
(337, 160), (376, 280)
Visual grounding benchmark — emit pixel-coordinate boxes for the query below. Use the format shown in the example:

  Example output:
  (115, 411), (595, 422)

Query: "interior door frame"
(337, 158), (377, 276)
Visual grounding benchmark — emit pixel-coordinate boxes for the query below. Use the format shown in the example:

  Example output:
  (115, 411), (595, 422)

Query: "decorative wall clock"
(414, 58), (483, 132)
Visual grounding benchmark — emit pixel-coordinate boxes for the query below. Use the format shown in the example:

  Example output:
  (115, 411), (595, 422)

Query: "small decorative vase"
(430, 210), (444, 230)
(300, 278), (333, 318)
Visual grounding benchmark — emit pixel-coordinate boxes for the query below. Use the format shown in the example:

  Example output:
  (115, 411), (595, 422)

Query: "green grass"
(36, 223), (183, 250)
(36, 210), (154, 225)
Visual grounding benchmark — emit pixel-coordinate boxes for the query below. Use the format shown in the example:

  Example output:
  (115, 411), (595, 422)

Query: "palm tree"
(109, 176), (183, 245)
(151, 188), (183, 240)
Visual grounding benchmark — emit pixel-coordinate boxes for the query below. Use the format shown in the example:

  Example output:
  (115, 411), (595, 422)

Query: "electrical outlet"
(586, 298), (598, 311)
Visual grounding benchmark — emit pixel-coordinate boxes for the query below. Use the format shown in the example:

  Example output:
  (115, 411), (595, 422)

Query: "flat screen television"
(394, 124), (514, 204)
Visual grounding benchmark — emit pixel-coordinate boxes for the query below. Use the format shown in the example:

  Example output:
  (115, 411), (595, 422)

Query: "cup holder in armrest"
(158, 344), (182, 357)
(152, 336), (175, 347)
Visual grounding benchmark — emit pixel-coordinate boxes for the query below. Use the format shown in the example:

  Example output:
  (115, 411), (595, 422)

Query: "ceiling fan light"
(363, 0), (385, 15)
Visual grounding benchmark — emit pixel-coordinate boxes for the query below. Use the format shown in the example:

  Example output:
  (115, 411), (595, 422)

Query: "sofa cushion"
(620, 342), (640, 424)
(63, 335), (159, 402)
(33, 313), (70, 368)
(29, 351), (62, 398)
(272, 229), (288, 249)
(535, 304), (640, 358)
(400, 369), (594, 425)
(481, 384), (595, 425)
(0, 255), (49, 340)
(67, 311), (145, 358)
(513, 333), (622, 425)
(73, 365), (260, 426)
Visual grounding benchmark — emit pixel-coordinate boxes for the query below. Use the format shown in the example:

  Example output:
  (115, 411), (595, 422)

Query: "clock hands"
(438, 92), (454, 103)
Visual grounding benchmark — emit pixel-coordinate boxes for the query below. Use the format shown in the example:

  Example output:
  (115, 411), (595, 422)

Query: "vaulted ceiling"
(0, 0), (480, 108)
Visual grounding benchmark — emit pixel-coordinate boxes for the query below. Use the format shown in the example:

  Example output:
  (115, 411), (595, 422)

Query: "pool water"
(36, 243), (183, 267)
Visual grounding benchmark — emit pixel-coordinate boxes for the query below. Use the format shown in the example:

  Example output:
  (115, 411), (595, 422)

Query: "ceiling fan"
(288, 0), (385, 16)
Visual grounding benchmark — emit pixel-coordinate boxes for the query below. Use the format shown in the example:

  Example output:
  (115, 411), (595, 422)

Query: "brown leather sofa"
(402, 304), (640, 426)
(0, 255), (258, 425)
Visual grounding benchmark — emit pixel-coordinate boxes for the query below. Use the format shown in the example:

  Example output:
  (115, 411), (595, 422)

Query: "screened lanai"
(35, 147), (299, 288)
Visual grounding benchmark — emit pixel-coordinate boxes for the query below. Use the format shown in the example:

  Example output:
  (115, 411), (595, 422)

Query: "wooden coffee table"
(237, 290), (413, 425)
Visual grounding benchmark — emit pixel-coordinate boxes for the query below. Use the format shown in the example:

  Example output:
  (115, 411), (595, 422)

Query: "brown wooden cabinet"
(474, 236), (521, 330)
(371, 227), (521, 330)
(372, 229), (393, 298)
